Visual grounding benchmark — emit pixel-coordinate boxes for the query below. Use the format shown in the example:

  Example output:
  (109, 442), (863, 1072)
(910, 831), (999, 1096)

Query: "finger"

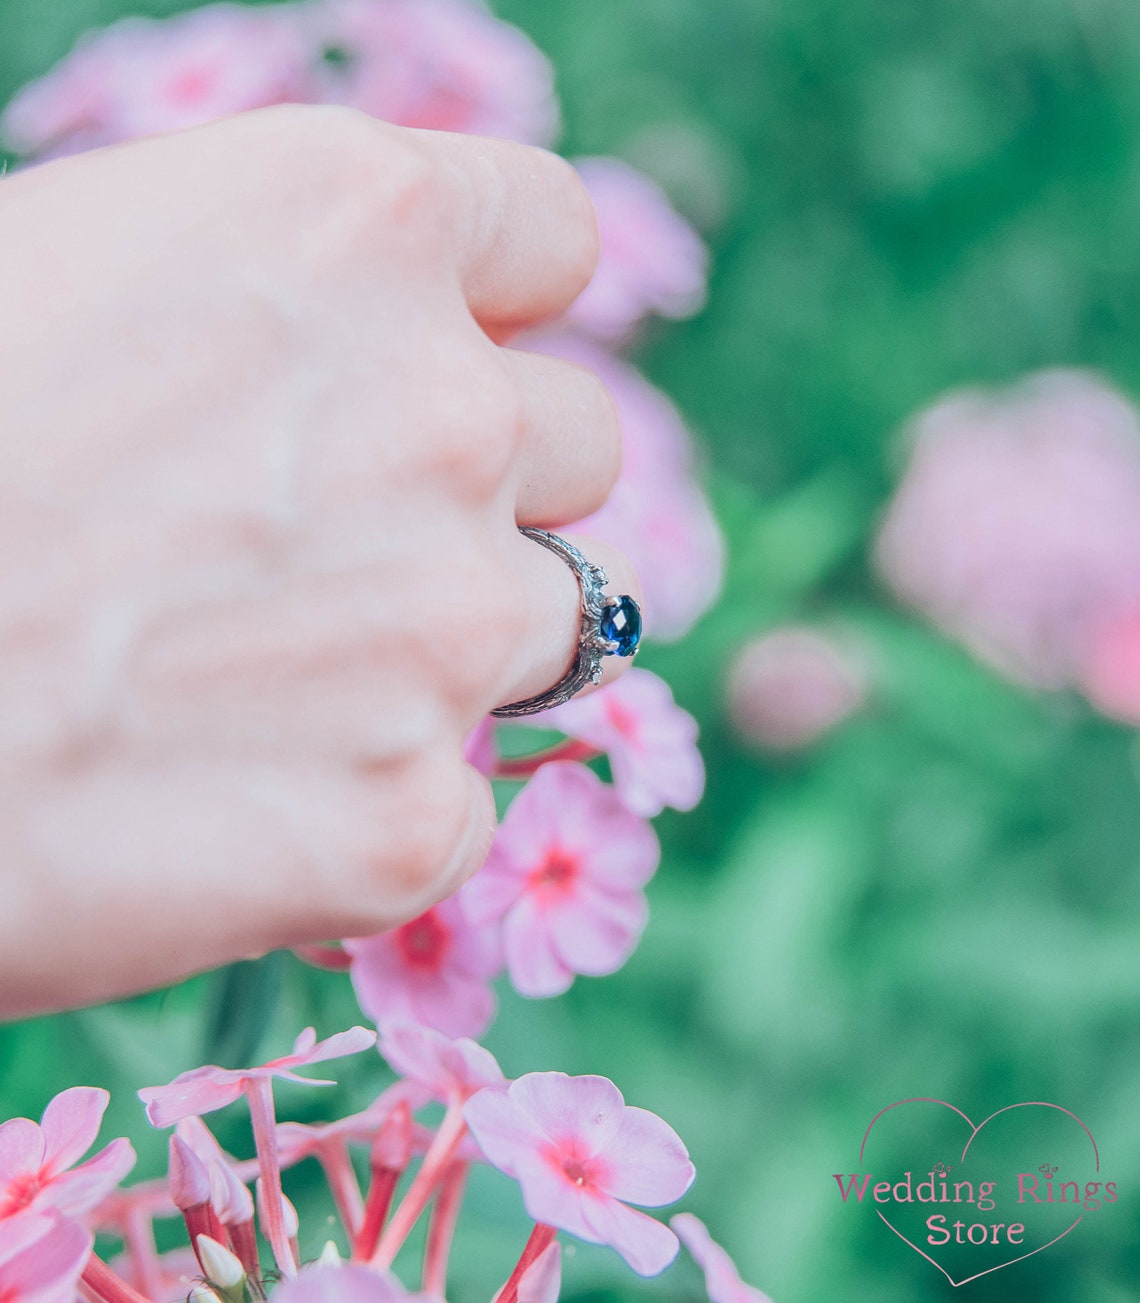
(1, 753), (494, 1016)
(493, 532), (642, 713)
(503, 348), (622, 526)
(406, 129), (599, 328)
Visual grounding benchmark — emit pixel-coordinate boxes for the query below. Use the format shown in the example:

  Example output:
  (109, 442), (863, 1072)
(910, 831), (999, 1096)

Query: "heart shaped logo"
(833, 1098), (1113, 1287)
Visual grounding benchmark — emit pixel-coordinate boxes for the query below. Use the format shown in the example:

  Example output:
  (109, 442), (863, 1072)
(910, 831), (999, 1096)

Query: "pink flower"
(464, 1073), (694, 1276)
(138, 1027), (377, 1127)
(875, 369), (1140, 688)
(463, 717), (497, 776)
(312, 0), (558, 144)
(526, 335), (723, 641)
(0, 1211), (92, 1303)
(726, 627), (865, 751)
(1, 5), (315, 157)
(0, 1087), (135, 1222)
(345, 895), (502, 1039)
(568, 157), (707, 342)
(671, 1214), (774, 1303)
(377, 1024), (505, 1105)
(464, 761), (659, 997)
(272, 1262), (410, 1303)
(533, 669), (704, 817)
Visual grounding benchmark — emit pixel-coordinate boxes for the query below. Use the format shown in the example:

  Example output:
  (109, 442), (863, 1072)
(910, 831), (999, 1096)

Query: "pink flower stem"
(371, 1098), (468, 1270)
(319, 1138), (365, 1234)
(494, 739), (600, 779)
(121, 1204), (164, 1301)
(497, 1223), (557, 1303)
(244, 1077), (298, 1278)
(80, 1255), (153, 1303)
(228, 1218), (265, 1297)
(291, 943), (353, 971)
(422, 1158), (468, 1297)
(352, 1165), (400, 1262)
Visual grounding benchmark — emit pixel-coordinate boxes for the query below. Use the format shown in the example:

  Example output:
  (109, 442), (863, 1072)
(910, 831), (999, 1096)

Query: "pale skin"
(0, 104), (637, 1019)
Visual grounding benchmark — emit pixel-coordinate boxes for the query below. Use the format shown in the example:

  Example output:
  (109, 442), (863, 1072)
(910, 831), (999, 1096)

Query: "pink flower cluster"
(0, 1022), (773, 1303)
(875, 369), (1140, 723)
(0, 7), (750, 1302)
(341, 668), (703, 1028)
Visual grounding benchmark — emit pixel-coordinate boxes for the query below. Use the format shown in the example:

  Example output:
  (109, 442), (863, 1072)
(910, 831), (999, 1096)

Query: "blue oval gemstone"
(600, 596), (642, 657)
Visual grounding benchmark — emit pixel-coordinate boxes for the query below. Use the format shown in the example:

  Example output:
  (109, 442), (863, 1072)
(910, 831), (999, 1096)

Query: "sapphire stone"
(600, 596), (642, 657)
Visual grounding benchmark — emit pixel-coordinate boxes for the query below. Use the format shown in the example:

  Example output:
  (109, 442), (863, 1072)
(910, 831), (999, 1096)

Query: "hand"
(0, 105), (634, 1016)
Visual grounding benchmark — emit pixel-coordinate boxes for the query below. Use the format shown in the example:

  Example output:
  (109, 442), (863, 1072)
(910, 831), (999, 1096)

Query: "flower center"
(166, 65), (219, 105)
(604, 695), (642, 744)
(0, 1170), (43, 1218)
(561, 1157), (592, 1187)
(395, 909), (450, 972)
(527, 848), (580, 900)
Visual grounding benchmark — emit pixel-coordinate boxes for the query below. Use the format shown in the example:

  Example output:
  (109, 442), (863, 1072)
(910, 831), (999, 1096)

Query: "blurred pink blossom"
(463, 761), (659, 997)
(0, 4), (315, 156)
(1078, 609), (1140, 725)
(875, 369), (1140, 689)
(377, 1023), (505, 1104)
(273, 1262), (411, 1302)
(532, 669), (704, 816)
(312, 0), (558, 143)
(138, 1026), (376, 1127)
(526, 334), (723, 641)
(0, 1087), (135, 1223)
(345, 896), (502, 1039)
(671, 1213), (774, 1303)
(465, 1072), (694, 1276)
(463, 717), (497, 776)
(568, 157), (707, 342)
(0, 1211), (92, 1303)
(727, 627), (865, 751)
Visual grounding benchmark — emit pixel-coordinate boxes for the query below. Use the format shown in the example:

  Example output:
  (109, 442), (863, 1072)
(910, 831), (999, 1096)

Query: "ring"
(490, 527), (642, 718)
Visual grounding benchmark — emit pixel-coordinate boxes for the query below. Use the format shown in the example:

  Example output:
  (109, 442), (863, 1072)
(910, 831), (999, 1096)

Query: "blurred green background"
(3, 1), (1140, 1299)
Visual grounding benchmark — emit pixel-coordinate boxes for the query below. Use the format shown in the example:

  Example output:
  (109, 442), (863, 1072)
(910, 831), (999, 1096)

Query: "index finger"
(407, 129), (600, 329)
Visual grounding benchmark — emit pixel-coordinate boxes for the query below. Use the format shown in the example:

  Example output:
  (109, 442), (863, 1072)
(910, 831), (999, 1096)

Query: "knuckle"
(382, 756), (477, 906)
(271, 108), (443, 258)
(420, 348), (522, 493)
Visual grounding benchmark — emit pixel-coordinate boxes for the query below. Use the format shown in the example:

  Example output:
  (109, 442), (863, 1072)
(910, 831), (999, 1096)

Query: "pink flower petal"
(139, 1069), (244, 1128)
(518, 1240), (561, 1303)
(0, 1212), (55, 1263)
(0, 1120), (44, 1182)
(503, 899), (574, 998)
(671, 1213), (774, 1303)
(579, 1195), (680, 1276)
(507, 1152), (607, 1245)
(0, 1211), (92, 1300)
(288, 1028), (319, 1059)
(545, 887), (648, 977)
(271, 1262), (409, 1303)
(509, 1075), (626, 1156)
(285, 1026), (376, 1067)
(600, 1108), (694, 1206)
(39, 1088), (107, 1175)
(378, 1024), (505, 1102)
(37, 1138), (136, 1217)
(462, 1089), (547, 1173)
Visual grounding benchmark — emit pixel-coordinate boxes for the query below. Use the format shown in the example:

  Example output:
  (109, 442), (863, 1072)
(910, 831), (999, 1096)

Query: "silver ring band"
(491, 527), (641, 719)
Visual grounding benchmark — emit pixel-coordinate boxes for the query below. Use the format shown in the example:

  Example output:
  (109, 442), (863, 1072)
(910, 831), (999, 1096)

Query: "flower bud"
(196, 1234), (245, 1289)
